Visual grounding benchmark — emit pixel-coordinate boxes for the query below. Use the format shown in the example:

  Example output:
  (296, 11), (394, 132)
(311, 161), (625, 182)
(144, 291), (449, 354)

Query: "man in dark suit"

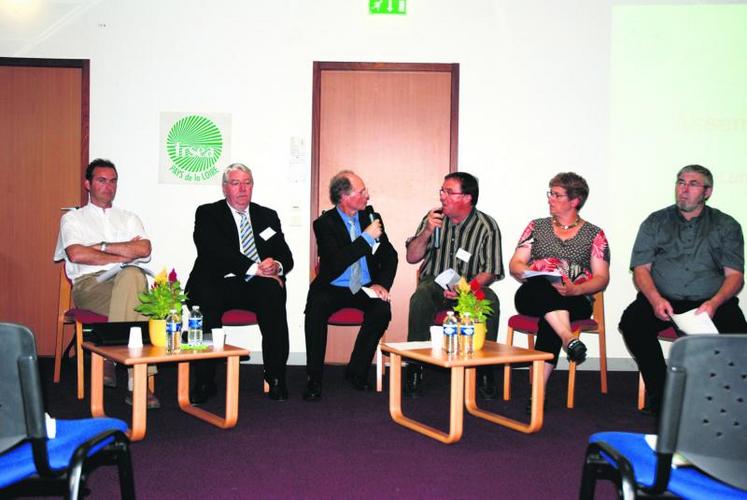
(303, 170), (398, 401)
(186, 163), (294, 403)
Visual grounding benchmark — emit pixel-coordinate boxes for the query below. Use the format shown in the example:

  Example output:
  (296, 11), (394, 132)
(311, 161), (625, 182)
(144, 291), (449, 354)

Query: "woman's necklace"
(553, 215), (580, 230)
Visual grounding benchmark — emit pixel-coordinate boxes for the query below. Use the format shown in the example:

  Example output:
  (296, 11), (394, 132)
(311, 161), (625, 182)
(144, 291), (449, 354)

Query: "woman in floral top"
(508, 172), (610, 401)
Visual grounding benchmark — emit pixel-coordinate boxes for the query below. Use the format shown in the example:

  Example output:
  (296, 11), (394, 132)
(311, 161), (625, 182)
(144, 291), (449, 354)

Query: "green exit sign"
(369, 0), (407, 15)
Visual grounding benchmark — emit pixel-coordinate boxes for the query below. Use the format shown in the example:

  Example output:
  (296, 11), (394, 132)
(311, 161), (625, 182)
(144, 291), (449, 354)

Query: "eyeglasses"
(226, 180), (254, 188)
(676, 179), (708, 190)
(439, 188), (465, 197)
(546, 191), (568, 199)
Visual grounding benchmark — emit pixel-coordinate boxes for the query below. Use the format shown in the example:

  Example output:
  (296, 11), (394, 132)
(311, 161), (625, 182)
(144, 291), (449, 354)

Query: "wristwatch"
(100, 241), (107, 252)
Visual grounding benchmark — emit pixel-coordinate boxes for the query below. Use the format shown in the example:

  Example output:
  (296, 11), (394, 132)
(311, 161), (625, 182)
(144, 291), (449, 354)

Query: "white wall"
(11, 0), (747, 367)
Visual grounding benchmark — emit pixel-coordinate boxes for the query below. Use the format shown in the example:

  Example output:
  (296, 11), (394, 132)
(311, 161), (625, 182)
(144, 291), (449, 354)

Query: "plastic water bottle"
(188, 305), (203, 346)
(443, 311), (459, 354)
(166, 308), (181, 354)
(459, 312), (474, 355)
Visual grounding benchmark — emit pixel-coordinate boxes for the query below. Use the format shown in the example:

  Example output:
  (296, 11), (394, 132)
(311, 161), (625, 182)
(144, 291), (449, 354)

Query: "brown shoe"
(103, 360), (117, 388)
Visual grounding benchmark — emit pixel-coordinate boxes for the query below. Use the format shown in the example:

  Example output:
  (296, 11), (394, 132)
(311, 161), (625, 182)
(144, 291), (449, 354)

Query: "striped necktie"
(239, 211), (259, 262)
(348, 219), (361, 294)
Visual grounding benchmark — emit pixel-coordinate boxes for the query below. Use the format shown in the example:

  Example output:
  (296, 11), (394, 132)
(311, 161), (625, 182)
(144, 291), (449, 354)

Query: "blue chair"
(0, 322), (135, 499)
(580, 334), (747, 499)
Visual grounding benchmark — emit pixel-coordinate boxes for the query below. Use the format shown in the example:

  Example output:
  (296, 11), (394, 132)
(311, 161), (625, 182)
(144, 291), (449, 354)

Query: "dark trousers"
(407, 277), (500, 342)
(188, 276), (290, 384)
(514, 277), (593, 366)
(304, 285), (391, 379)
(619, 292), (747, 402)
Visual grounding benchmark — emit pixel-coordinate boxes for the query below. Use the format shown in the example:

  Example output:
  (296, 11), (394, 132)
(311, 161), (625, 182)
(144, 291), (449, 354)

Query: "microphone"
(433, 209), (443, 248)
(365, 205), (379, 242)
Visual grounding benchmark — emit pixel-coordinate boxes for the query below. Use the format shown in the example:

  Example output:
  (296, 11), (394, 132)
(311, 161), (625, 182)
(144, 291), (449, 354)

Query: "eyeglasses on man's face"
(226, 180), (254, 188)
(546, 190), (568, 199)
(439, 188), (465, 197)
(676, 179), (708, 190)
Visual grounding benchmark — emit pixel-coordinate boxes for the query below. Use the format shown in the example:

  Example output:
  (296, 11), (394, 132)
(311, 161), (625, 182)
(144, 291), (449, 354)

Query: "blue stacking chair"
(580, 334), (747, 499)
(0, 322), (135, 499)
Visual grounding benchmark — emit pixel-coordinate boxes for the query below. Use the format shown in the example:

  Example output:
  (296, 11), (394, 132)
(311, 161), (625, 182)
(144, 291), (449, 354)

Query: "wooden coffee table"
(83, 342), (250, 441)
(380, 340), (553, 444)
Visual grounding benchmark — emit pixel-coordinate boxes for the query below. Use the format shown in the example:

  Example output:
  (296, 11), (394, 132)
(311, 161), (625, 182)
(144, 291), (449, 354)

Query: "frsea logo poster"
(159, 112), (231, 184)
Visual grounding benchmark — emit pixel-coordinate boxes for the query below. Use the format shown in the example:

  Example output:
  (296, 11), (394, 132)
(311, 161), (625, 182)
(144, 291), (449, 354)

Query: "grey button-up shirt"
(630, 205), (744, 300)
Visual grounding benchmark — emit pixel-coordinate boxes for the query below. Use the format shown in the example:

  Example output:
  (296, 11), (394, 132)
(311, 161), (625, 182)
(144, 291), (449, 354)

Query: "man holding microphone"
(303, 170), (398, 401)
(405, 172), (503, 398)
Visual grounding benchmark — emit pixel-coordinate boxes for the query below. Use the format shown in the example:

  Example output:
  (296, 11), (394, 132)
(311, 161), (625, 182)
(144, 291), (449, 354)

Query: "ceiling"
(0, 0), (100, 56)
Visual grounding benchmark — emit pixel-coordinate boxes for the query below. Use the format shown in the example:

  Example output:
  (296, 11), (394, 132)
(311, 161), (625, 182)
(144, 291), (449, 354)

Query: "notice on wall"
(159, 112), (232, 185)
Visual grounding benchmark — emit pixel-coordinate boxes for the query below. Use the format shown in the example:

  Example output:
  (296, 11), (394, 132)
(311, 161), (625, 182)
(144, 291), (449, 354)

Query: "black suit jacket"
(311, 207), (397, 291)
(186, 199), (294, 294)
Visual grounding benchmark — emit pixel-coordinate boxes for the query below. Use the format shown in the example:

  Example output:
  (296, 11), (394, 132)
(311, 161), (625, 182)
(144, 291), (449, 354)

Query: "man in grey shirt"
(619, 164), (746, 415)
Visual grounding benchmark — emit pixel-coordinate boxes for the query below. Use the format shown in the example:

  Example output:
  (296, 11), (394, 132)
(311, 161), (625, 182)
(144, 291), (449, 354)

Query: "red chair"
(503, 291), (607, 408)
(54, 265), (108, 399)
(636, 327), (678, 409)
(221, 309), (268, 392)
(221, 305), (384, 392)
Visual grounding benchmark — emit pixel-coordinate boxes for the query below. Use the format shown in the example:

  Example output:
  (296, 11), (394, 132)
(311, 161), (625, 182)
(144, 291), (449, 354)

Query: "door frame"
(309, 61), (460, 272)
(1, 57), (89, 205)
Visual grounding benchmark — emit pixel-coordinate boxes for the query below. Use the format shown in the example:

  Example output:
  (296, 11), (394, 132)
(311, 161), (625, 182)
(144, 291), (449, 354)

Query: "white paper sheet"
(670, 308), (718, 335)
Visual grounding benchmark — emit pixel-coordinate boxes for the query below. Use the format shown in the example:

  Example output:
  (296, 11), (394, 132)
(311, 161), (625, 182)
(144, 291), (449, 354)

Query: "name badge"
(455, 248), (472, 263)
(259, 227), (276, 240)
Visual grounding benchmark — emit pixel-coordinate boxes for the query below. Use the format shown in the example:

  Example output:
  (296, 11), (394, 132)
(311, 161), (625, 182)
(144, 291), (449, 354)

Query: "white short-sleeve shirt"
(53, 204), (149, 281)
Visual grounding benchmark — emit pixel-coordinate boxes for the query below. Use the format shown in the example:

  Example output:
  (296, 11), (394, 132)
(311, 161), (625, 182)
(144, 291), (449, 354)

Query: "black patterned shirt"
(517, 217), (610, 285)
(410, 208), (503, 281)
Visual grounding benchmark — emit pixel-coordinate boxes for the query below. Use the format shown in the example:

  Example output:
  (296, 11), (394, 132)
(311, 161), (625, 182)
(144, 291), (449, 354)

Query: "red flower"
(474, 288), (486, 300)
(469, 279), (480, 292)
(168, 268), (178, 283)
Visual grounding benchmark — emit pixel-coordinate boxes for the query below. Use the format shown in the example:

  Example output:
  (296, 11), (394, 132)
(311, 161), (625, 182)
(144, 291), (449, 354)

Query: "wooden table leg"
(465, 360), (546, 434)
(177, 357), (240, 429)
(90, 353), (105, 417)
(128, 363), (148, 441)
(388, 354), (465, 444)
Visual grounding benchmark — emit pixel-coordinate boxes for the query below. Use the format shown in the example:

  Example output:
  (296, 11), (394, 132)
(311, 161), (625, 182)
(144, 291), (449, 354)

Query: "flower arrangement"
(453, 277), (493, 323)
(135, 268), (187, 320)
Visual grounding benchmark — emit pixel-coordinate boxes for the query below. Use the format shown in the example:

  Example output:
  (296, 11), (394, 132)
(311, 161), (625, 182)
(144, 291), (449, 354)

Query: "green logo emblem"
(166, 115), (223, 181)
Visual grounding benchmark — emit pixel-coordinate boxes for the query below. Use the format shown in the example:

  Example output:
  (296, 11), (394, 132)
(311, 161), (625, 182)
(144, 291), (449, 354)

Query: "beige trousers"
(73, 266), (156, 389)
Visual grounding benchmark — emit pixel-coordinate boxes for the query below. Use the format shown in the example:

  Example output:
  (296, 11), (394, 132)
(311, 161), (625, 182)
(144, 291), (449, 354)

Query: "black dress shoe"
(404, 364), (423, 398)
(565, 338), (588, 364)
(190, 382), (218, 406)
(302, 377), (322, 401)
(477, 370), (497, 400)
(345, 372), (372, 391)
(266, 378), (288, 401)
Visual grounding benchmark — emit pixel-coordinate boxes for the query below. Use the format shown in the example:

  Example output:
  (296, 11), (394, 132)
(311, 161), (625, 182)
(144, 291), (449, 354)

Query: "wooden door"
(0, 58), (88, 356)
(311, 62), (458, 364)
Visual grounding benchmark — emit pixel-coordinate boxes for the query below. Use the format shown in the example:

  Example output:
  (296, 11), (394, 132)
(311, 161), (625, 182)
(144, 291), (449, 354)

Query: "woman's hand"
(552, 279), (579, 296)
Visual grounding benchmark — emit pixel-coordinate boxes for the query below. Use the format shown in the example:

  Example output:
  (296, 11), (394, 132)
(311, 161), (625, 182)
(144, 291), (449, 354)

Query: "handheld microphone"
(433, 209), (443, 248)
(365, 205), (379, 242)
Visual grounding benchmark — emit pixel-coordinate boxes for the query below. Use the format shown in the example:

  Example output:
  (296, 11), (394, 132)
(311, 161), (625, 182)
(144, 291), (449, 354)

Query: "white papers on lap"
(361, 286), (380, 299)
(670, 308), (718, 335)
(435, 268), (460, 290)
(96, 263), (154, 283)
(522, 270), (563, 283)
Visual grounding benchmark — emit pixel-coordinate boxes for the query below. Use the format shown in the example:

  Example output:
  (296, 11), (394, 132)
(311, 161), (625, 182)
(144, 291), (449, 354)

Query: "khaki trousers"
(73, 266), (156, 389)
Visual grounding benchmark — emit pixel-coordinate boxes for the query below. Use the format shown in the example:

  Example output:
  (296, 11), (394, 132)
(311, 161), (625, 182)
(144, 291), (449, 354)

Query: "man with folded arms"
(405, 172), (503, 398)
(303, 171), (398, 401)
(186, 163), (294, 404)
(620, 164), (746, 416)
(54, 158), (158, 408)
